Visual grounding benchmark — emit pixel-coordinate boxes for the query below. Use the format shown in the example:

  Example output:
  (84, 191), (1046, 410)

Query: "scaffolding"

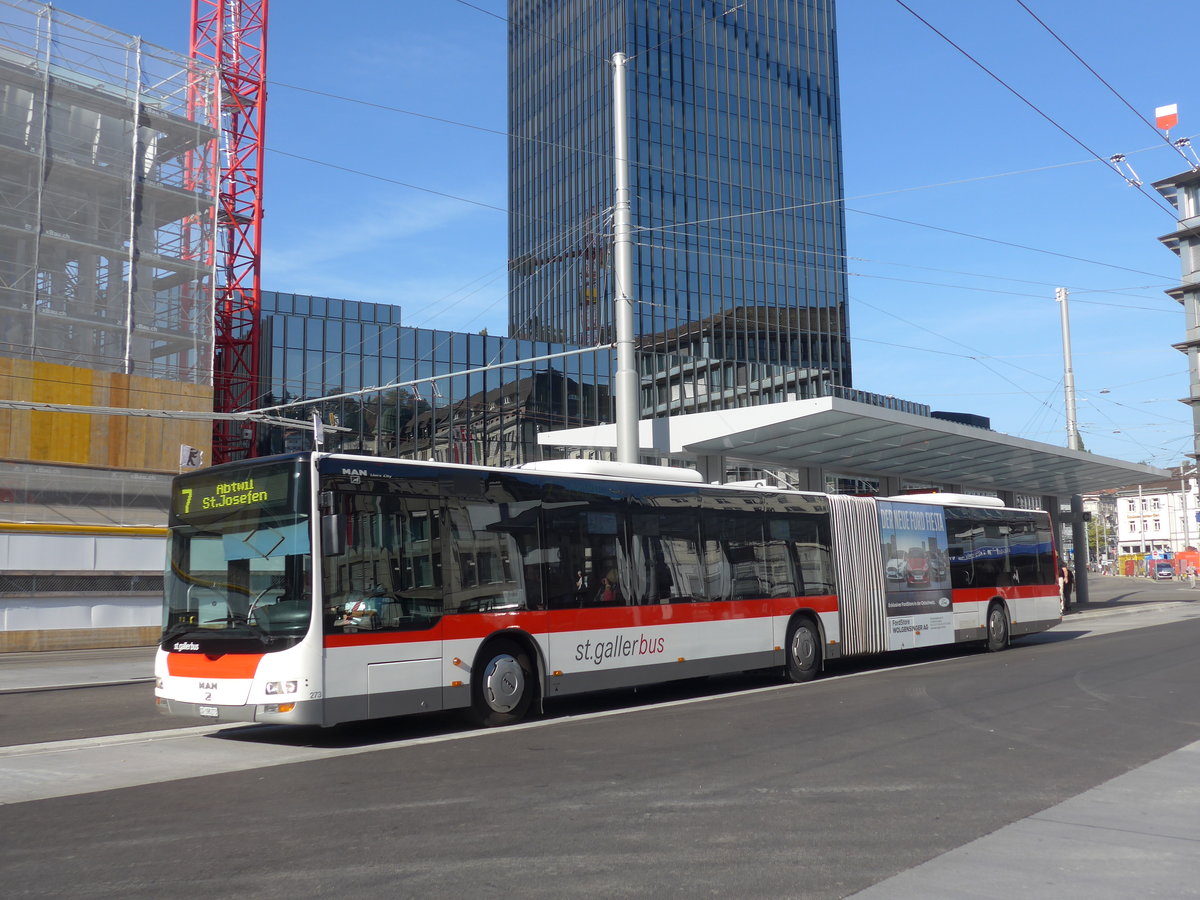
(0, 0), (218, 383)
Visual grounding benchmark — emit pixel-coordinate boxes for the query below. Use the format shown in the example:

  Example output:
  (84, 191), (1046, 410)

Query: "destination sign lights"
(173, 468), (292, 520)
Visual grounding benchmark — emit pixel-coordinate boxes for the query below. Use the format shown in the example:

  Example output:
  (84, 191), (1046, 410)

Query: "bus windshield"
(163, 459), (311, 652)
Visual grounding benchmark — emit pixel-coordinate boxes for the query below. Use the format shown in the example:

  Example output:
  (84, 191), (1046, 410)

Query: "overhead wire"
(1012, 0), (1196, 168)
(264, 5), (1189, 449)
(271, 70), (1198, 230)
(267, 77), (1186, 298)
(267, 147), (506, 215)
(628, 237), (1176, 311)
(845, 208), (1170, 279)
(626, 0), (749, 64)
(7, 3), (1185, 454)
(267, 217), (601, 410)
(448, 0), (610, 63)
(891, 0), (1177, 217)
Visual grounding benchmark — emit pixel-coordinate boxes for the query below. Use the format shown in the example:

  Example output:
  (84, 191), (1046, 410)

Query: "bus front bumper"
(155, 696), (324, 726)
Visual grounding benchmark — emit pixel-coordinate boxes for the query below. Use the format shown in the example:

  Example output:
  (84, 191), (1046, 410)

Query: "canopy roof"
(539, 396), (1167, 497)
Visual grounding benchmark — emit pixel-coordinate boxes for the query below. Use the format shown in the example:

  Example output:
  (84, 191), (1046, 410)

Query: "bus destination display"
(173, 469), (292, 519)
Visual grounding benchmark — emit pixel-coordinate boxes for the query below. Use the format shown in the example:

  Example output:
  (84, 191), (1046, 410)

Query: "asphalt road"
(0, 585), (1195, 897)
(1, 580), (1198, 898)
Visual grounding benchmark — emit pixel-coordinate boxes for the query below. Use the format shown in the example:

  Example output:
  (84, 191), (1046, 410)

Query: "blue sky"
(57, 0), (1197, 469)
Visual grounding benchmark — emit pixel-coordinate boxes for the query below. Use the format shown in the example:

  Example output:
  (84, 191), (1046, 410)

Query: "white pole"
(1182, 469), (1193, 551)
(1056, 287), (1083, 451)
(611, 51), (639, 464)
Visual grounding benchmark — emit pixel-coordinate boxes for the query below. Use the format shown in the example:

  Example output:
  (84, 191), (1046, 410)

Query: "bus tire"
(785, 617), (822, 683)
(985, 602), (1009, 653)
(470, 638), (535, 727)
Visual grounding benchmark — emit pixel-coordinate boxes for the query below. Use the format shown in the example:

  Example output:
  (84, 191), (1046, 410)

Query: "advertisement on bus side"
(877, 500), (954, 651)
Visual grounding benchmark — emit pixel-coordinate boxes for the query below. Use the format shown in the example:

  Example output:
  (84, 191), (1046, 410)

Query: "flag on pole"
(312, 411), (325, 449)
(179, 445), (204, 468)
(1156, 103), (1179, 131)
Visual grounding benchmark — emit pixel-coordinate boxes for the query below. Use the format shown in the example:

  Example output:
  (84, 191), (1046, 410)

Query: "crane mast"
(191, 0), (268, 463)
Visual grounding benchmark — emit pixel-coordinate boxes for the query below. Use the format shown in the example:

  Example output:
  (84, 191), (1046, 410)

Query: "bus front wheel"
(470, 639), (535, 727)
(785, 618), (822, 683)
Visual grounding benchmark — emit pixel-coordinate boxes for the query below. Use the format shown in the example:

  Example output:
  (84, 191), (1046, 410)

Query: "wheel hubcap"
(483, 653), (524, 713)
(791, 628), (815, 669)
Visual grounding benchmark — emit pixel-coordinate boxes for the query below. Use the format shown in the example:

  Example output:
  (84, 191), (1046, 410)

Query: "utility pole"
(1182, 467), (1195, 552)
(1056, 287), (1083, 451)
(611, 51), (639, 465)
(1056, 287), (1090, 602)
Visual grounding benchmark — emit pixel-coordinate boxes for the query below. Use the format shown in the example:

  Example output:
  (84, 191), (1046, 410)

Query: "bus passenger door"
(322, 487), (445, 722)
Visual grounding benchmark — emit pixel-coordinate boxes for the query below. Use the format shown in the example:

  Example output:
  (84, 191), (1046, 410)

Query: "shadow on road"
(203, 639), (1050, 750)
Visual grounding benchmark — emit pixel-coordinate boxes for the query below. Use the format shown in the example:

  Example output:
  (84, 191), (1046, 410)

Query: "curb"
(0, 676), (155, 695)
(1066, 599), (1198, 620)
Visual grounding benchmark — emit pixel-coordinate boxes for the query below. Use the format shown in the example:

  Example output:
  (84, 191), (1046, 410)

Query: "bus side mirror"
(322, 514), (345, 557)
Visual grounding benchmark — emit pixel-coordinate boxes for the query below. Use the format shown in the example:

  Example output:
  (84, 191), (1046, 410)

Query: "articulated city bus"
(155, 453), (1061, 727)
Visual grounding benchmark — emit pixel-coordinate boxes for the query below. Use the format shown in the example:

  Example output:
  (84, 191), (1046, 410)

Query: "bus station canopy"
(539, 396), (1168, 498)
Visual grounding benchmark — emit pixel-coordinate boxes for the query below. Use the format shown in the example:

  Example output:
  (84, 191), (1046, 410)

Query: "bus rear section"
(827, 493), (1061, 659)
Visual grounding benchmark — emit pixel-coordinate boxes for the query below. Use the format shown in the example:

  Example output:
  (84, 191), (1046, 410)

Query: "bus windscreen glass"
(163, 461), (312, 652)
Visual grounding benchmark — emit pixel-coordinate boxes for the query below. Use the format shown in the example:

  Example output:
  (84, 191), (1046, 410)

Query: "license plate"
(198, 706), (218, 718)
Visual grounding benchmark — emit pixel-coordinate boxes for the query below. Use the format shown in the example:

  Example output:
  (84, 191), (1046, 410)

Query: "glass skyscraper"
(508, 0), (852, 415)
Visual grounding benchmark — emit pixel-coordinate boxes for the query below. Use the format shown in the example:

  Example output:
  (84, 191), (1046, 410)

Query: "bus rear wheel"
(785, 618), (821, 682)
(985, 603), (1009, 652)
(470, 639), (535, 727)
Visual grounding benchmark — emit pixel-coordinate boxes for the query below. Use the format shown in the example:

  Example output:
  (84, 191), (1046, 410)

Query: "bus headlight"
(264, 681), (298, 695)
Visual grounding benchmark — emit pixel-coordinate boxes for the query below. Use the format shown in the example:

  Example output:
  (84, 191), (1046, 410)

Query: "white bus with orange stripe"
(155, 453), (1061, 727)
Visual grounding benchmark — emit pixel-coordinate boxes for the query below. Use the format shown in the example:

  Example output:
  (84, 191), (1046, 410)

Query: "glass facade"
(258, 291), (614, 465)
(508, 0), (852, 416)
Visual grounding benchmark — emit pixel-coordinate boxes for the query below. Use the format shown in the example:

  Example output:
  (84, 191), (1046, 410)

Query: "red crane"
(191, 0), (268, 463)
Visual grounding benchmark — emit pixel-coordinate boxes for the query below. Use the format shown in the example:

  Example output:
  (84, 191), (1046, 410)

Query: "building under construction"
(0, 0), (218, 650)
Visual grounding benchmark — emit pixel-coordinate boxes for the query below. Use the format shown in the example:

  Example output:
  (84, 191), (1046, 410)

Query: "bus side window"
(543, 505), (628, 608)
(948, 545), (973, 587)
(629, 509), (701, 604)
(790, 517), (835, 597)
(322, 491), (443, 632)
(947, 514), (981, 589)
(1008, 522), (1041, 585)
(764, 518), (800, 597)
(443, 499), (533, 614)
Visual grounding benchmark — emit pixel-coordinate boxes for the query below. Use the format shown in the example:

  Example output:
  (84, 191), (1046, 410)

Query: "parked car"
(1153, 561), (1176, 581)
(885, 557), (907, 581)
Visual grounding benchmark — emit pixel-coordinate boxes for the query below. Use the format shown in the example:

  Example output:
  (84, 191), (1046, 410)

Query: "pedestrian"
(1188, 564), (1196, 589)
(1060, 563), (1074, 610)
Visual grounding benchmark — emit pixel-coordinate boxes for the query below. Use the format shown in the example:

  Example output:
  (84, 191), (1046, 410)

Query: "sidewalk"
(851, 739), (1200, 899)
(0, 646), (155, 693)
(1066, 573), (1200, 617)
